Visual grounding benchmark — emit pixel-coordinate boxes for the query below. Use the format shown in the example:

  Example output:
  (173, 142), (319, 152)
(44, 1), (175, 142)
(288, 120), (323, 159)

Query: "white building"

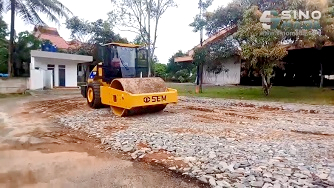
(174, 26), (241, 86)
(29, 50), (93, 90)
(202, 56), (241, 85)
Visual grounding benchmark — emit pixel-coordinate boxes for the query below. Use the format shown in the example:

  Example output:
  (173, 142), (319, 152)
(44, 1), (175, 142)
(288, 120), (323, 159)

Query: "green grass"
(0, 92), (31, 98)
(166, 83), (334, 105)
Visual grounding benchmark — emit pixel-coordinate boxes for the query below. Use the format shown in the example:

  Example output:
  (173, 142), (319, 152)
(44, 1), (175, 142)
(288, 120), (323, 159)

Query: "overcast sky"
(3, 0), (232, 64)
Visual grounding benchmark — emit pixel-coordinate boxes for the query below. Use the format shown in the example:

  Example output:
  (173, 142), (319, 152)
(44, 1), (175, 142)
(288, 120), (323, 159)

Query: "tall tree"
(108, 0), (177, 76)
(65, 16), (93, 44)
(133, 34), (146, 45)
(190, 0), (213, 93)
(235, 6), (288, 95)
(65, 16), (95, 56)
(0, 16), (8, 73)
(0, 0), (72, 77)
(190, 0), (290, 37)
(190, 0), (242, 36)
(90, 19), (128, 44)
(65, 17), (128, 56)
(13, 31), (41, 76)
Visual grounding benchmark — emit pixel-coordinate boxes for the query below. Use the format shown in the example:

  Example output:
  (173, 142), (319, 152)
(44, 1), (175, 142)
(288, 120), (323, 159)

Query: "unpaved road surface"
(0, 91), (205, 188)
(1, 90), (334, 188)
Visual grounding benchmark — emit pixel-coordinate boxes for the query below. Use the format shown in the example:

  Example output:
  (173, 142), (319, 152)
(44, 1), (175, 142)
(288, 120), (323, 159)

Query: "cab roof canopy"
(101, 42), (143, 48)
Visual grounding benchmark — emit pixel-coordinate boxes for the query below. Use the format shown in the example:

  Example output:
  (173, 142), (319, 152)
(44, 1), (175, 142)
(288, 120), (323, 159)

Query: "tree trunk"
(262, 74), (272, 96)
(199, 63), (203, 93)
(195, 65), (200, 93)
(8, 0), (15, 77)
(320, 63), (324, 88)
(198, 0), (203, 93)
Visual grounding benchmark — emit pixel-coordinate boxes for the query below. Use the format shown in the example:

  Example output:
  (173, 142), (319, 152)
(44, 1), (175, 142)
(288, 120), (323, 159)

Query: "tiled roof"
(175, 25), (238, 63)
(35, 33), (69, 49)
(188, 25), (238, 57)
(33, 25), (70, 49)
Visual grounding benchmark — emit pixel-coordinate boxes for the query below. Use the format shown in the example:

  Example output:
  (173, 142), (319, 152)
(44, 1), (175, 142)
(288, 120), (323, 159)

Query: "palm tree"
(0, 0), (72, 77)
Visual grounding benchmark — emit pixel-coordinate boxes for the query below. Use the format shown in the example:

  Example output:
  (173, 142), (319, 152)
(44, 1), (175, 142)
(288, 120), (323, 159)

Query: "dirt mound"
(111, 77), (167, 94)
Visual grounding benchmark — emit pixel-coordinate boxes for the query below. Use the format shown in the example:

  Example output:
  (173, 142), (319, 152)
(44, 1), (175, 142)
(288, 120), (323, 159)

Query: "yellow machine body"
(82, 43), (178, 117)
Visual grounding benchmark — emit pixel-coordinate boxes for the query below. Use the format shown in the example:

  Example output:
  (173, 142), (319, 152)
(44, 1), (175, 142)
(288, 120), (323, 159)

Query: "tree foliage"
(0, 16), (7, 73)
(14, 31), (41, 63)
(190, 0), (334, 93)
(190, 0), (297, 37)
(154, 63), (167, 78)
(91, 19), (128, 44)
(190, 0), (244, 36)
(0, 19), (41, 75)
(189, 0), (214, 33)
(1, 0), (72, 76)
(0, 0), (72, 25)
(133, 34), (146, 45)
(13, 31), (41, 76)
(65, 16), (93, 43)
(193, 37), (240, 74)
(166, 50), (196, 82)
(65, 17), (128, 56)
(167, 50), (194, 73)
(235, 6), (288, 95)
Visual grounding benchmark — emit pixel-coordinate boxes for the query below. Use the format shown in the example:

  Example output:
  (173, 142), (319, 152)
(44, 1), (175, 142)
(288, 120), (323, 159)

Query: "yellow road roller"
(80, 42), (178, 117)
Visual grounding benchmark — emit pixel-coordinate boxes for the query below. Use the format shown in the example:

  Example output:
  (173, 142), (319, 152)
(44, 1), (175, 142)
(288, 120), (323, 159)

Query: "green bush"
(175, 69), (190, 81)
(0, 47), (8, 73)
(189, 73), (196, 83)
(178, 76), (185, 83)
(154, 63), (167, 78)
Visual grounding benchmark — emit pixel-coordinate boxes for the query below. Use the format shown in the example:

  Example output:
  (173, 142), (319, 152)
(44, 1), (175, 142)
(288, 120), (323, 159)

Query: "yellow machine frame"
(83, 42), (178, 116)
(100, 86), (178, 109)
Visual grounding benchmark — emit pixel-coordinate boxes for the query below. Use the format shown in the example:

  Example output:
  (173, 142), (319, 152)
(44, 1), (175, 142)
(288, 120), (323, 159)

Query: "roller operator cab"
(80, 42), (178, 117)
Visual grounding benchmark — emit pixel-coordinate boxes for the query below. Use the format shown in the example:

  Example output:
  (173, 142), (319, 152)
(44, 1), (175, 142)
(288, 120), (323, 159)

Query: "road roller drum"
(108, 77), (173, 117)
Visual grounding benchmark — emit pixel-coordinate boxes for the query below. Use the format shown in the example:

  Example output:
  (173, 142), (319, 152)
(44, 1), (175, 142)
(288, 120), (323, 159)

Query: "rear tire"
(87, 81), (102, 109)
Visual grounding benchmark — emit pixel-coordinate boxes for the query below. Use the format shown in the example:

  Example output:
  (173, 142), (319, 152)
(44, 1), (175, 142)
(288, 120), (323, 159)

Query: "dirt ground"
(0, 91), (206, 188)
(1, 89), (333, 188)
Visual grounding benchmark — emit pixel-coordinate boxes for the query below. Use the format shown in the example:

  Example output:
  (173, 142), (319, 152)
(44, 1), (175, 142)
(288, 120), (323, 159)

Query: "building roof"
(284, 41), (334, 50)
(33, 25), (69, 49)
(36, 33), (70, 49)
(101, 42), (143, 48)
(175, 25), (238, 63)
(31, 50), (93, 63)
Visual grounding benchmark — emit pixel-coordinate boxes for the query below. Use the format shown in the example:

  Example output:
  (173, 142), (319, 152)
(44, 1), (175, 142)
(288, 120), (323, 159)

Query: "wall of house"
(0, 78), (29, 94)
(29, 69), (44, 90)
(31, 57), (78, 87)
(43, 70), (53, 89)
(203, 56), (241, 85)
(77, 64), (87, 82)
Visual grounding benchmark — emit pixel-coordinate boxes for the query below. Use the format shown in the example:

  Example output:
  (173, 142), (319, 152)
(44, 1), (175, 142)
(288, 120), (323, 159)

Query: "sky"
(2, 0), (232, 64)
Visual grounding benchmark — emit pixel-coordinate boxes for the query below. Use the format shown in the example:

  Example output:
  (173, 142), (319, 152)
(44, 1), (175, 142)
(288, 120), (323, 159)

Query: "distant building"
(33, 26), (70, 49)
(29, 26), (92, 90)
(174, 26), (241, 86)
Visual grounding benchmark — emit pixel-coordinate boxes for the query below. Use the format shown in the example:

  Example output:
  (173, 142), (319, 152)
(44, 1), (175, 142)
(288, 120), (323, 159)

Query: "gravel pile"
(58, 96), (334, 188)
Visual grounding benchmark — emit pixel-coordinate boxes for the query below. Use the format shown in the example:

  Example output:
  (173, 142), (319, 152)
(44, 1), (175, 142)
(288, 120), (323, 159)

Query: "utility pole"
(147, 0), (151, 77)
